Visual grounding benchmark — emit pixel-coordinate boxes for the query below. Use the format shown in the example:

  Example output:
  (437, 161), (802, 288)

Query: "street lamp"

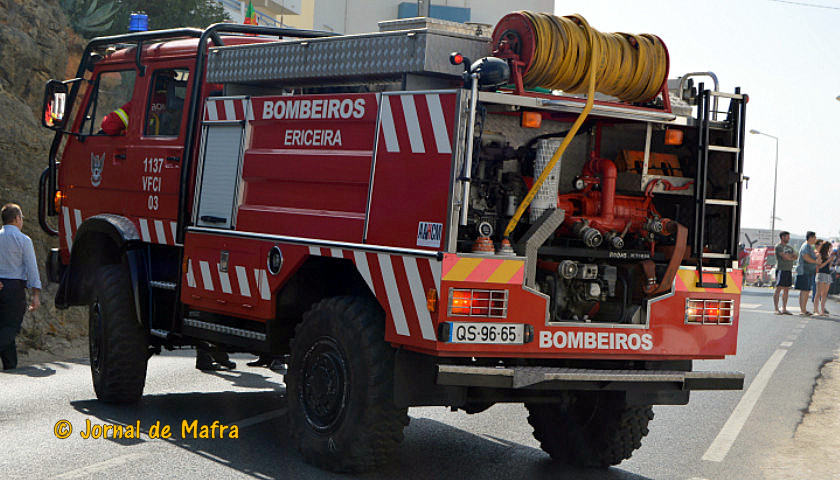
(749, 129), (779, 244)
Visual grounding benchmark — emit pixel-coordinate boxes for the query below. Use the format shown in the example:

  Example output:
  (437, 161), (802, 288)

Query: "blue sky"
(554, 0), (840, 239)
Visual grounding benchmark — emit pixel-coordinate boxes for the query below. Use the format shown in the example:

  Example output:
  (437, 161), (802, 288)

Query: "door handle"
(200, 215), (227, 224)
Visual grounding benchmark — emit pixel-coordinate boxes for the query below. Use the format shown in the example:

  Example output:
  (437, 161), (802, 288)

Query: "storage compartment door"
(195, 124), (245, 228)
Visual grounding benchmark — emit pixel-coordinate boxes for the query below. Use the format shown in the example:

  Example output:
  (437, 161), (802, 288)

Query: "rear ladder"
(693, 85), (747, 288)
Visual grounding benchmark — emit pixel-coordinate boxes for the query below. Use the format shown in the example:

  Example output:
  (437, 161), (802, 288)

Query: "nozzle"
(572, 221), (602, 248)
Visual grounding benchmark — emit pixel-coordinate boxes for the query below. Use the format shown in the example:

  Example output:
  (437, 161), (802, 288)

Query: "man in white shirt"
(0, 203), (41, 370)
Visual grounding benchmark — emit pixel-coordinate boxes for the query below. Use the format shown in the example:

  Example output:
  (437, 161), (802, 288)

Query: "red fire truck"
(744, 246), (775, 287)
(38, 13), (747, 472)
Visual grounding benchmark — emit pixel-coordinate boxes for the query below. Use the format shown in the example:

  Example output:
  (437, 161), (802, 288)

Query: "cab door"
(128, 65), (192, 246)
(58, 66), (138, 257)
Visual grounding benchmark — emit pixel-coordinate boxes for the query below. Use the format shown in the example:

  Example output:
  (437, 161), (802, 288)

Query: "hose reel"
(492, 11), (670, 103)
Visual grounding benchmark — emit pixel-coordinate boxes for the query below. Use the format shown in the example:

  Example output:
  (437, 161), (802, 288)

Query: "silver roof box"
(206, 18), (491, 86)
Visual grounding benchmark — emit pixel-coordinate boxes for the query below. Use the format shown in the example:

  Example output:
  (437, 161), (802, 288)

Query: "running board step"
(436, 365), (745, 390)
(182, 318), (266, 341)
(150, 281), (177, 290)
(150, 329), (169, 339)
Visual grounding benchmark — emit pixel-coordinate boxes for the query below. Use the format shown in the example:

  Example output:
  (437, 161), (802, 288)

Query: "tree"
(105, 0), (231, 35)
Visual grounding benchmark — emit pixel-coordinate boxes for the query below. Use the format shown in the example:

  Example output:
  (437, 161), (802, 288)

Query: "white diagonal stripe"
(235, 265), (251, 297)
(353, 251), (375, 292)
(404, 257), (435, 340)
(381, 96), (399, 152)
(378, 254), (410, 336)
(431, 259), (441, 291)
(243, 99), (253, 121)
(139, 219), (151, 242)
(62, 206), (73, 251)
(218, 265), (232, 294)
(401, 95), (425, 153)
(308, 246), (321, 256)
(206, 100), (218, 121)
(186, 260), (196, 288)
(425, 94), (451, 154)
(73, 209), (83, 228)
(258, 269), (270, 300)
(224, 99), (236, 120)
(330, 248), (343, 258)
(199, 260), (214, 291)
(154, 220), (167, 244)
(170, 222), (178, 244)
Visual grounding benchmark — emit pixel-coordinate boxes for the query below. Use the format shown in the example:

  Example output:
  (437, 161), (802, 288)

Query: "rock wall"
(0, 0), (88, 356)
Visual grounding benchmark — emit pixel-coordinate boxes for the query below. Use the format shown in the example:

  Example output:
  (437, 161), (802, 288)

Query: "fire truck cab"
(39, 15), (747, 472)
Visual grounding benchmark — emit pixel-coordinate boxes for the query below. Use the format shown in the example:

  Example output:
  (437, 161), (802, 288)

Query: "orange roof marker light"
(664, 128), (684, 146)
(521, 110), (542, 129)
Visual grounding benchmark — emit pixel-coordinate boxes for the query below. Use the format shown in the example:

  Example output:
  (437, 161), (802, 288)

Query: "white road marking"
(231, 408), (287, 429)
(56, 453), (148, 479)
(780, 341), (793, 348)
(740, 303), (761, 309)
(702, 348), (787, 462)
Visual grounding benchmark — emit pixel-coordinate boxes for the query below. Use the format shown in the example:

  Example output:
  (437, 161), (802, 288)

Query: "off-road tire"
(526, 391), (654, 467)
(287, 296), (409, 472)
(89, 264), (148, 403)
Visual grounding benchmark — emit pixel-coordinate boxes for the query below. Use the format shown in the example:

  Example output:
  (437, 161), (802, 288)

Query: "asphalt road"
(2, 286), (838, 479)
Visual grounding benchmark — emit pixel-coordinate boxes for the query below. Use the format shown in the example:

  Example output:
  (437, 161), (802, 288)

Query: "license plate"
(446, 322), (525, 344)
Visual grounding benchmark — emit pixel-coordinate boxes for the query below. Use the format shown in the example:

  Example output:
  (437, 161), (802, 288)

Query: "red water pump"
(555, 156), (673, 249)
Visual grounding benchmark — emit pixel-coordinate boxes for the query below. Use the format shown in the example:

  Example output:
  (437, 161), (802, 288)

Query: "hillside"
(0, 0), (87, 358)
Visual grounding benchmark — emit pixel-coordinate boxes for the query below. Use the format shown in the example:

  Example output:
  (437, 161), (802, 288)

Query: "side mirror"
(42, 78), (81, 131)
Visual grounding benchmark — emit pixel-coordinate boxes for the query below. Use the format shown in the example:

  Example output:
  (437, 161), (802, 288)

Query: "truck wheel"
(526, 391), (653, 467)
(287, 296), (409, 472)
(89, 264), (148, 403)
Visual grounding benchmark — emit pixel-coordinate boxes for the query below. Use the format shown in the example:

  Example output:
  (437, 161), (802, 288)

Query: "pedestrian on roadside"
(0, 204), (41, 370)
(795, 231), (819, 315)
(813, 239), (824, 304)
(814, 241), (835, 316)
(773, 231), (796, 315)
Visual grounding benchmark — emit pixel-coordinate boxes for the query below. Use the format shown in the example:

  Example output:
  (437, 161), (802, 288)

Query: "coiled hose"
(501, 13), (668, 238)
(521, 12), (668, 102)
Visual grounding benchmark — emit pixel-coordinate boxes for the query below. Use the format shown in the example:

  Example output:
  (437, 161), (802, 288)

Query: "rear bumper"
(436, 364), (745, 391)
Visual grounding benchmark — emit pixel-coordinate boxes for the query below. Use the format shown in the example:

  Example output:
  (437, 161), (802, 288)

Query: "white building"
(219, 0), (554, 33)
(217, 0), (301, 26)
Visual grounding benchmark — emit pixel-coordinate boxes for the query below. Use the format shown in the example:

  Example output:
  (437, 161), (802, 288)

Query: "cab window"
(81, 69), (136, 135)
(144, 68), (189, 137)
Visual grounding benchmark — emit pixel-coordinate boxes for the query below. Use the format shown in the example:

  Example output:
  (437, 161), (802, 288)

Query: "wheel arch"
(57, 214), (149, 327)
(268, 254), (381, 354)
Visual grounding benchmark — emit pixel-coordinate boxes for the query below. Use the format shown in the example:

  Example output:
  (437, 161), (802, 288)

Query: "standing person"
(812, 239), (824, 306)
(814, 241), (835, 316)
(0, 204), (41, 370)
(794, 231), (819, 315)
(773, 231), (796, 315)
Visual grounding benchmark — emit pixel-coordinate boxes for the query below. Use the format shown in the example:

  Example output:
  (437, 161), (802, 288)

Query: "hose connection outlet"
(572, 221), (602, 248)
